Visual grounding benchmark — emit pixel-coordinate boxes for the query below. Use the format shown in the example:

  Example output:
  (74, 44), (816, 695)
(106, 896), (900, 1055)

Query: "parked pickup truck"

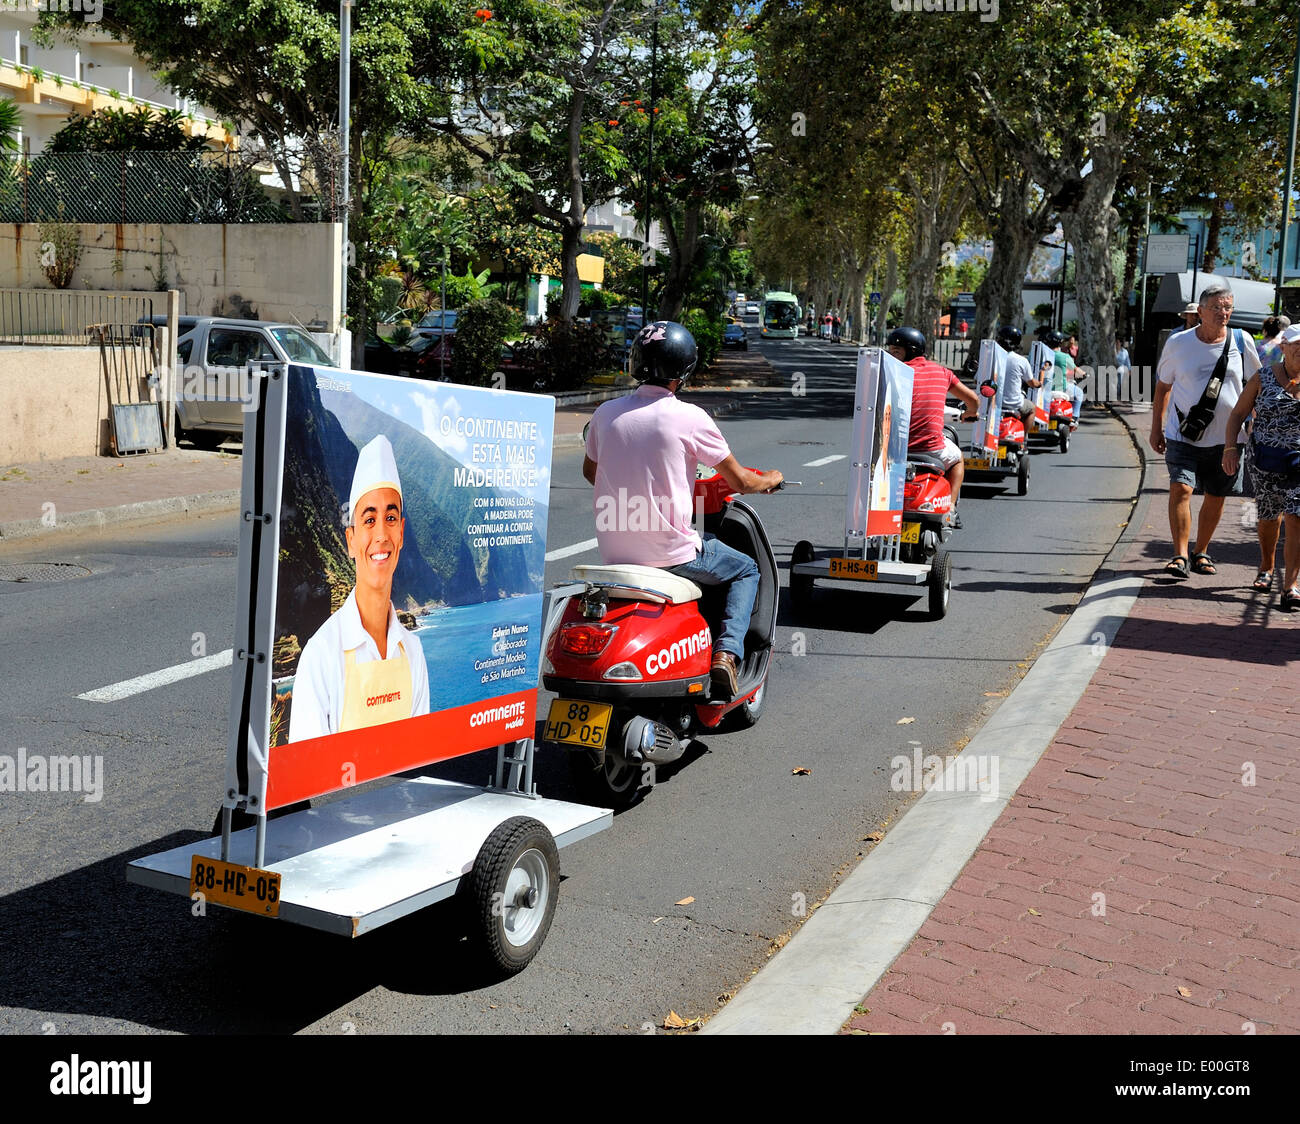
(149, 316), (337, 447)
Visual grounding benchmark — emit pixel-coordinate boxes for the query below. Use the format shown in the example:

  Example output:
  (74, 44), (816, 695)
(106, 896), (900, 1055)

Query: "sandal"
(1252, 570), (1274, 592)
(1191, 552), (1217, 575)
(1165, 556), (1189, 579)
(1282, 587), (1300, 611)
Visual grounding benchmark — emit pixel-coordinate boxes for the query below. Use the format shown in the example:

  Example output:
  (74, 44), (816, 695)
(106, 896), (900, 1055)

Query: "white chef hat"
(348, 435), (403, 525)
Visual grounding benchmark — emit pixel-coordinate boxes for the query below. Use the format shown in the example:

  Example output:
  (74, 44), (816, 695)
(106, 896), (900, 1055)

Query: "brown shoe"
(710, 650), (739, 699)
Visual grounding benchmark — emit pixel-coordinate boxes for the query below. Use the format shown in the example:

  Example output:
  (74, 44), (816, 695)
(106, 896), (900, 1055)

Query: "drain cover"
(0, 562), (93, 583)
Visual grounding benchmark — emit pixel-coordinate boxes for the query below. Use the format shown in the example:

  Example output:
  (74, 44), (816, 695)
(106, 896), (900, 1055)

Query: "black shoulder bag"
(1175, 330), (1234, 442)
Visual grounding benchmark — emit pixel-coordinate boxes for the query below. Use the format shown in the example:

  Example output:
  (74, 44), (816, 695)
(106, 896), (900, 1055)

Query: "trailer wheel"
(1058, 425), (1070, 453)
(568, 748), (645, 809)
(469, 816), (559, 975)
(928, 547), (952, 619)
(790, 540), (815, 612)
(1017, 454), (1030, 495)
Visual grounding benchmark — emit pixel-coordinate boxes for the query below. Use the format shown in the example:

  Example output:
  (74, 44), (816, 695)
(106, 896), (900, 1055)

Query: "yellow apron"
(339, 643), (413, 732)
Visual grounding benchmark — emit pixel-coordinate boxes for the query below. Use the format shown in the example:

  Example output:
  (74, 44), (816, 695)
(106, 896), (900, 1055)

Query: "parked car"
(723, 321), (748, 350)
(166, 317), (337, 446)
(413, 308), (458, 341)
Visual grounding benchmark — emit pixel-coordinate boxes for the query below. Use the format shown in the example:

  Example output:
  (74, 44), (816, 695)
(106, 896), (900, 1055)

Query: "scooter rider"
(583, 321), (783, 700)
(1044, 328), (1084, 429)
(997, 324), (1046, 427)
(888, 326), (979, 526)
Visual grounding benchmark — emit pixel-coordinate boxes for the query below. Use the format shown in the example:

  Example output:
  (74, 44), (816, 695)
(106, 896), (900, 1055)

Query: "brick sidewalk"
(846, 443), (1300, 1034)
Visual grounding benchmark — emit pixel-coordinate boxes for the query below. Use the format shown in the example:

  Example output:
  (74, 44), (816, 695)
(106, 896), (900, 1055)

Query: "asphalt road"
(0, 330), (1140, 1034)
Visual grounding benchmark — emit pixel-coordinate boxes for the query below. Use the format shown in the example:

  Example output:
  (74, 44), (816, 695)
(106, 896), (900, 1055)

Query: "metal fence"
(931, 338), (972, 372)
(0, 289), (157, 345)
(0, 151), (295, 224)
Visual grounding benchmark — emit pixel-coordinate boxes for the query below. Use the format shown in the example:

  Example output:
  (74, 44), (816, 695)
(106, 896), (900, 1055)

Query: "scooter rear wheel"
(927, 547), (952, 619)
(1017, 454), (1030, 495)
(1058, 425), (1070, 453)
(790, 540), (815, 612)
(723, 677), (766, 731)
(568, 749), (646, 810)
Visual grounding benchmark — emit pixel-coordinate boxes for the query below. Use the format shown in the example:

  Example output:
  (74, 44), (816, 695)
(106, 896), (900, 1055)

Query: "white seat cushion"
(571, 564), (702, 604)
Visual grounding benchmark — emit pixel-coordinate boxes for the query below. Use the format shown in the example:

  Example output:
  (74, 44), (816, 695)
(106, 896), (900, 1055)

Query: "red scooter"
(541, 469), (778, 808)
(1048, 394), (1074, 452)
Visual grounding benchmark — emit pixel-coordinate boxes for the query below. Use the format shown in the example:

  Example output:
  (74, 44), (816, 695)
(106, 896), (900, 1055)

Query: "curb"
(0, 490), (241, 542)
(703, 408), (1152, 1035)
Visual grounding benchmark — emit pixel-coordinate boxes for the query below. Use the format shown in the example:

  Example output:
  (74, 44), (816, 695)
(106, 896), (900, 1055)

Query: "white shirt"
(1157, 327), (1260, 448)
(1001, 351), (1032, 411)
(287, 588), (431, 742)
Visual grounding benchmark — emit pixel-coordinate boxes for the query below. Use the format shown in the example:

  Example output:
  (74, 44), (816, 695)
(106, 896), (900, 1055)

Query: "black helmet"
(886, 326), (926, 361)
(1043, 329), (1065, 348)
(629, 321), (698, 387)
(995, 324), (1023, 349)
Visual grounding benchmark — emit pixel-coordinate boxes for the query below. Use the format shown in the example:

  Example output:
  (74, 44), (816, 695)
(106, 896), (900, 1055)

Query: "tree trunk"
(1202, 197), (1224, 273)
(903, 160), (970, 339)
(876, 246), (898, 341)
(657, 204), (700, 321)
(971, 171), (1051, 343)
(1060, 139), (1124, 373)
(1118, 219), (1142, 341)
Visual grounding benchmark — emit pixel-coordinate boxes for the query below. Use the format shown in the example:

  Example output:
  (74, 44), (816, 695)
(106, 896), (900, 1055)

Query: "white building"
(0, 10), (231, 153)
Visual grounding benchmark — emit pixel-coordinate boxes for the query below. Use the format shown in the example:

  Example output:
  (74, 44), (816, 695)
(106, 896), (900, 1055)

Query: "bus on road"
(760, 291), (802, 339)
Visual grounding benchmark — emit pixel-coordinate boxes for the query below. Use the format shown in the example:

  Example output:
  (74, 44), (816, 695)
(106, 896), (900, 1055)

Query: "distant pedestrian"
(1149, 284), (1261, 579)
(1179, 302), (1200, 332)
(831, 310), (841, 342)
(1114, 337), (1132, 400)
(1258, 314), (1290, 372)
(959, 319), (969, 339)
(1223, 324), (1300, 605)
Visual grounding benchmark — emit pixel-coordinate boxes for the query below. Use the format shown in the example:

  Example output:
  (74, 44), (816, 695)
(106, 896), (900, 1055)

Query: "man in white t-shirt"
(996, 325), (1044, 425)
(1149, 285), (1261, 578)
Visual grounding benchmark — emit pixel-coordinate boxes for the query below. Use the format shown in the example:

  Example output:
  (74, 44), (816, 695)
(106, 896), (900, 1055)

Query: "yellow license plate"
(1048, 419), (1058, 430)
(544, 699), (613, 748)
(900, 522), (921, 543)
(998, 445), (1007, 457)
(965, 457), (991, 471)
(829, 557), (878, 581)
(190, 855), (281, 917)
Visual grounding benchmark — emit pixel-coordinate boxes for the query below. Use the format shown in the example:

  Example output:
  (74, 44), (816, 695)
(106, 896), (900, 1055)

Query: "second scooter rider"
(583, 321), (784, 700)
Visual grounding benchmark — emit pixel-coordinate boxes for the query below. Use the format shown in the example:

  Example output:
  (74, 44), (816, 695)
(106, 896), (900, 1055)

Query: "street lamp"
(1275, 30), (1300, 314)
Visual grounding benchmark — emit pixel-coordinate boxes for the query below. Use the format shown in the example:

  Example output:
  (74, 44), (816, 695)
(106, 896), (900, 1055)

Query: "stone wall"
(0, 346), (107, 461)
(0, 223), (342, 329)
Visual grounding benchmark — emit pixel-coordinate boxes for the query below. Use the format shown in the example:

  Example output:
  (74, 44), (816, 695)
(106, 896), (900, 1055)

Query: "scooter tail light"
(603, 661), (642, 681)
(558, 623), (617, 656)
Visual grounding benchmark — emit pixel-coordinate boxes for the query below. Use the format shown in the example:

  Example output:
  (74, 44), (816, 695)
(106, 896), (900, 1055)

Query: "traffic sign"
(869, 292), (881, 305)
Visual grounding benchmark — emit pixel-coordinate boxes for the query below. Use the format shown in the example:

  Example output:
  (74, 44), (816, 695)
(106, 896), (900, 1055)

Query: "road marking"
(545, 538), (598, 562)
(78, 649), (234, 702)
(803, 454), (847, 468)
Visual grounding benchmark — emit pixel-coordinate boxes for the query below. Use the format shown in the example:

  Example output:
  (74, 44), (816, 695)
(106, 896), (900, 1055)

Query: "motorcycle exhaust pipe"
(620, 715), (685, 766)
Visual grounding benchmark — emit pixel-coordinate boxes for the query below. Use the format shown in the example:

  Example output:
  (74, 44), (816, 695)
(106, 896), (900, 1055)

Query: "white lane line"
(78, 649), (234, 702)
(803, 454), (847, 468)
(545, 538), (599, 562)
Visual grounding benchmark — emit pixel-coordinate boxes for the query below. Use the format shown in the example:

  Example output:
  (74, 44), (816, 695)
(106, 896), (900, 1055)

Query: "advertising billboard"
(845, 348), (913, 539)
(227, 365), (554, 812)
(970, 339), (1007, 453)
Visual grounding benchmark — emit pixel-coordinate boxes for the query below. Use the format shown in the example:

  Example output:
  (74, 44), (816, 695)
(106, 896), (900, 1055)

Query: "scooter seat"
(571, 564), (703, 604)
(906, 452), (946, 475)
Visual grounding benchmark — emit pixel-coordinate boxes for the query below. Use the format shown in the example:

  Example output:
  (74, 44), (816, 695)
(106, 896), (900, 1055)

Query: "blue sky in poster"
(341, 372), (554, 507)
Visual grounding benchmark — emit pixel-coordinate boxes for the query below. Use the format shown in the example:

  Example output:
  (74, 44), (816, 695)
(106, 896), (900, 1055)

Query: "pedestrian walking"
(1114, 336), (1132, 400)
(1257, 314), (1290, 372)
(958, 319), (969, 339)
(1179, 302), (1200, 332)
(831, 309), (841, 342)
(1223, 324), (1300, 603)
(1149, 284), (1261, 579)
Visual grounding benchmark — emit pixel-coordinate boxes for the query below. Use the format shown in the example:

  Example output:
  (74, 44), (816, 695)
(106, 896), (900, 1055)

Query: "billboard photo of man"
(288, 434), (431, 742)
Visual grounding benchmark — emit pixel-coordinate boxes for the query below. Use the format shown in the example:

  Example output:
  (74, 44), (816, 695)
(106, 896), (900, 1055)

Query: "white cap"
(1280, 324), (1300, 345)
(348, 435), (403, 524)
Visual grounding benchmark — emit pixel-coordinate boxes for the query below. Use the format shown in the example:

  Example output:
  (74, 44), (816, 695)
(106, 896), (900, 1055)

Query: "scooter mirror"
(979, 383), (997, 398)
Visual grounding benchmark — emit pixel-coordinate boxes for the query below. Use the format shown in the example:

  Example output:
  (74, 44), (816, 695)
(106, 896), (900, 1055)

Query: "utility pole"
(1275, 26), (1300, 314)
(339, 1), (352, 363)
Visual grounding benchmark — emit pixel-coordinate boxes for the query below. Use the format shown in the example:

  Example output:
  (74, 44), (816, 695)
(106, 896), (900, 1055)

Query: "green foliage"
(680, 308), (723, 371)
(0, 98), (21, 153)
(518, 318), (615, 392)
(36, 221), (81, 288)
(441, 267), (498, 309)
(374, 274), (404, 318)
(450, 297), (521, 387)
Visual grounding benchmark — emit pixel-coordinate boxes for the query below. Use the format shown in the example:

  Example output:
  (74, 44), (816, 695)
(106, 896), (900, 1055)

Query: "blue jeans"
(1068, 383), (1084, 418)
(667, 534), (759, 660)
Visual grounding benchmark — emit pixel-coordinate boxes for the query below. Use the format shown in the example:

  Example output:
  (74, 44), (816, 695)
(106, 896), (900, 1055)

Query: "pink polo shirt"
(585, 384), (731, 566)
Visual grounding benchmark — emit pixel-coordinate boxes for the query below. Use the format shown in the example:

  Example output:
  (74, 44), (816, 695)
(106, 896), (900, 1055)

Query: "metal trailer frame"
(125, 366), (610, 941)
(790, 348), (944, 613)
